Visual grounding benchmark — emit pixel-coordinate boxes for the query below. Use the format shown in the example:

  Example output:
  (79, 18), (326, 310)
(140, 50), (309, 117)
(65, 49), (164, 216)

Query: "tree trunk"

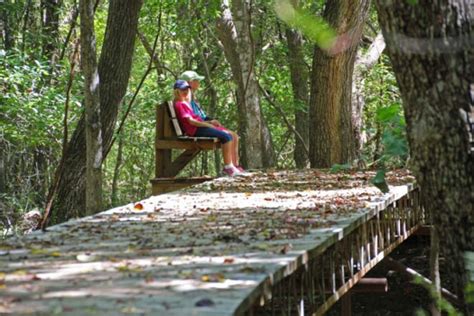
(286, 24), (309, 168)
(0, 138), (6, 194)
(80, 0), (102, 215)
(196, 43), (221, 174)
(352, 33), (385, 156)
(375, 0), (474, 311)
(309, 0), (370, 168)
(49, 0), (143, 224)
(216, 0), (275, 169)
(111, 133), (123, 206)
(1, 0), (15, 50)
(41, 0), (60, 63)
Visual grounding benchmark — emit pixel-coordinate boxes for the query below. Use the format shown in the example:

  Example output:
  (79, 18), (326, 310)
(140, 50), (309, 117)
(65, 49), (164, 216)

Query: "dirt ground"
(327, 235), (451, 316)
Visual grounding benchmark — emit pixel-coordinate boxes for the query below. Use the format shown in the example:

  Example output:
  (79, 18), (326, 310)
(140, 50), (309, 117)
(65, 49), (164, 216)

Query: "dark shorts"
(195, 127), (232, 144)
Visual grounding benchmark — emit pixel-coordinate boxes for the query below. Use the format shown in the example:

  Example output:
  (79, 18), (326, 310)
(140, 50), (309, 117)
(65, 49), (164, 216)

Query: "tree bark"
(0, 138), (6, 194)
(111, 133), (123, 206)
(41, 0), (60, 63)
(80, 0), (103, 215)
(375, 0), (474, 311)
(1, 0), (15, 50)
(352, 33), (386, 155)
(48, 0), (143, 224)
(309, 0), (371, 168)
(286, 23), (310, 168)
(216, 0), (275, 169)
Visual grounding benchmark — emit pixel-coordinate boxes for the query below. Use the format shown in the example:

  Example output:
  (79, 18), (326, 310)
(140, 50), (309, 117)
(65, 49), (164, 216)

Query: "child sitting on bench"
(173, 79), (243, 177)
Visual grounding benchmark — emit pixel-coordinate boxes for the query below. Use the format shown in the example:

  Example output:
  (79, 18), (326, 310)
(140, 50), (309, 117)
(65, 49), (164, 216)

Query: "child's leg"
(222, 142), (233, 165)
(230, 131), (239, 166)
(195, 127), (234, 166)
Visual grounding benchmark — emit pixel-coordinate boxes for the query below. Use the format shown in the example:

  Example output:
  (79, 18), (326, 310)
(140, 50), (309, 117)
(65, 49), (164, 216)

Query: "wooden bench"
(151, 101), (221, 195)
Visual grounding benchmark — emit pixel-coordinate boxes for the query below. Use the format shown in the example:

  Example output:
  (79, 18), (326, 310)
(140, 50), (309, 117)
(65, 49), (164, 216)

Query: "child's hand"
(210, 120), (222, 127)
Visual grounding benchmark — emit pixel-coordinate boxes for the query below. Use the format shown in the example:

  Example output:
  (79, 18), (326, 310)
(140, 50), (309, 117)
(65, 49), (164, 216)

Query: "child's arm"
(187, 117), (215, 129)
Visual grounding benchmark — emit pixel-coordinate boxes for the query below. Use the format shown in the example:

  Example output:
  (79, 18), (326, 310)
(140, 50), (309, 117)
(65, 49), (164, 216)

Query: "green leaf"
(376, 103), (401, 123)
(330, 163), (351, 173)
(371, 169), (389, 193)
(274, 0), (336, 49)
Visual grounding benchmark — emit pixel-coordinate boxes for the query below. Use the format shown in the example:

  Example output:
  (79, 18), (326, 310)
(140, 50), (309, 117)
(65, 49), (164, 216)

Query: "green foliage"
(364, 55), (407, 167)
(466, 282), (474, 304)
(412, 276), (461, 316)
(274, 0), (336, 48)
(377, 103), (408, 158)
(371, 169), (389, 193)
(1, 50), (78, 149)
(2, 0), (409, 227)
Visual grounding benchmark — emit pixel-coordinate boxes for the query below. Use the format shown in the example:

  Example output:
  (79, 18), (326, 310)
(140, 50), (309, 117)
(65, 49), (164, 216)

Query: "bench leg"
(156, 148), (171, 178)
(165, 149), (201, 177)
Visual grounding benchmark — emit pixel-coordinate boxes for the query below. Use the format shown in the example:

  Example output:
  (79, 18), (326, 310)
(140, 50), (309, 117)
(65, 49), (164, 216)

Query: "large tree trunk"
(375, 0), (474, 311)
(352, 33), (385, 155)
(309, 0), (370, 168)
(286, 24), (309, 168)
(216, 0), (275, 169)
(80, 0), (102, 215)
(49, 0), (143, 224)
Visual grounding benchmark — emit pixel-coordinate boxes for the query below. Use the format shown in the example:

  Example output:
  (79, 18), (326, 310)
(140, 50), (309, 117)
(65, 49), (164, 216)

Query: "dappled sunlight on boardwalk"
(0, 169), (417, 315)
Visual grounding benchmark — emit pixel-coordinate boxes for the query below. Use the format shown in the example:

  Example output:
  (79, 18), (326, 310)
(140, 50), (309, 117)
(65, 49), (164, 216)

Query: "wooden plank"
(156, 139), (220, 150)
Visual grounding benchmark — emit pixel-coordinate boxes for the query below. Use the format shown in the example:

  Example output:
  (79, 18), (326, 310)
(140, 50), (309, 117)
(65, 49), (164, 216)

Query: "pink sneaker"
(236, 165), (245, 172)
(222, 167), (241, 177)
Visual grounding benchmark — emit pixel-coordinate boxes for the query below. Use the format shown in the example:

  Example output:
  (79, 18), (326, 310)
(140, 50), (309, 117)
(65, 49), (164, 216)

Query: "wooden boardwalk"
(0, 169), (421, 315)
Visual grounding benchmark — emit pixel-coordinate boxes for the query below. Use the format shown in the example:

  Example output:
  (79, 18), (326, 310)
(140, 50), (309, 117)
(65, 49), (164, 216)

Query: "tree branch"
(258, 82), (309, 156)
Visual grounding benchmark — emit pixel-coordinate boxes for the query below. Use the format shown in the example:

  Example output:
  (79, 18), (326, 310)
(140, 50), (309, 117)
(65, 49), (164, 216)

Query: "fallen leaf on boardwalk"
(223, 258), (235, 264)
(206, 214), (217, 222)
(146, 213), (156, 220)
(195, 298), (215, 307)
(30, 248), (49, 255)
(110, 214), (120, 222)
(201, 273), (225, 282)
(253, 243), (270, 251)
(279, 243), (293, 254)
(76, 253), (98, 262)
(117, 265), (143, 273)
(144, 274), (154, 283)
(0, 272), (5, 289)
(107, 256), (120, 262)
(133, 203), (144, 211)
(12, 270), (27, 276)
(121, 306), (144, 313)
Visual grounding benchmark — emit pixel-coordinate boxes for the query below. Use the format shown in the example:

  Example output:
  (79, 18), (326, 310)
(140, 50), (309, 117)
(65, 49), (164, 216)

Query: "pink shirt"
(174, 101), (202, 136)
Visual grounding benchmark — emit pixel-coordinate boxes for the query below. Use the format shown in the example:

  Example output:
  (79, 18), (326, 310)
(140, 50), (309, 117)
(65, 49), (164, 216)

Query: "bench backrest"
(166, 101), (185, 137)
